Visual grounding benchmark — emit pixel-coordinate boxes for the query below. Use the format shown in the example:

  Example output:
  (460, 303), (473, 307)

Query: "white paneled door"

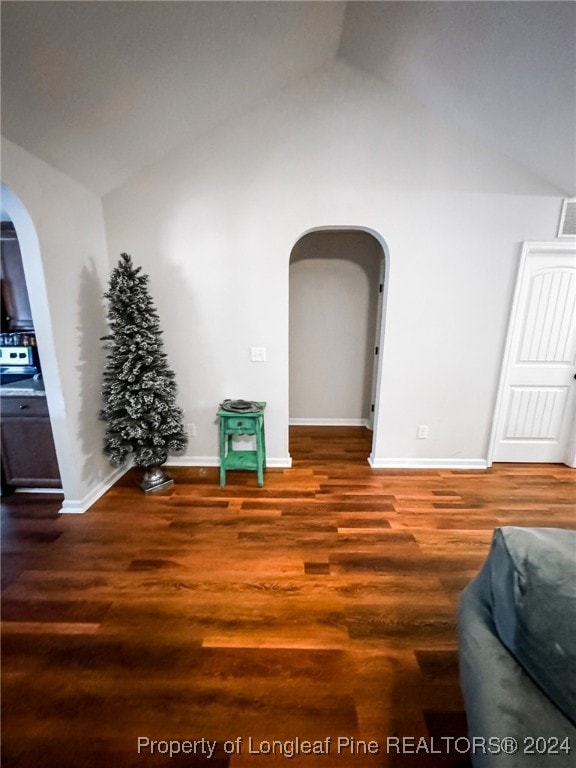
(491, 242), (576, 463)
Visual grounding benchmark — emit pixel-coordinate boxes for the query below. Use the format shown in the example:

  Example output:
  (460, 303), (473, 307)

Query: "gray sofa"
(459, 526), (576, 767)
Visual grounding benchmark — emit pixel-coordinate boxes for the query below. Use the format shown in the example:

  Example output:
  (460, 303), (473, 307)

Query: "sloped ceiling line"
(1, 1), (574, 197)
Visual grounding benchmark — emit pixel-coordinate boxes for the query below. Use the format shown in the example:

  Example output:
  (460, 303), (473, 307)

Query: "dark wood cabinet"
(1, 395), (61, 487)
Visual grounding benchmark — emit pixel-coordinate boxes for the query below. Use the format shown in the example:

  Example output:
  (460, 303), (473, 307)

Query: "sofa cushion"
(489, 527), (576, 725)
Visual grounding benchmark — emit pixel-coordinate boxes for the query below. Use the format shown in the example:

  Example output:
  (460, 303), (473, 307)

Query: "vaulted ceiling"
(2, 1), (575, 197)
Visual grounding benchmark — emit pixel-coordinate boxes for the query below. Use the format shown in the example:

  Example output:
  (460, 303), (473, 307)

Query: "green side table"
(218, 402), (266, 487)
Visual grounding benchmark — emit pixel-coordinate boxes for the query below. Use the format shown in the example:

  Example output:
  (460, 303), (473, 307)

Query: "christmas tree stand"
(140, 466), (174, 493)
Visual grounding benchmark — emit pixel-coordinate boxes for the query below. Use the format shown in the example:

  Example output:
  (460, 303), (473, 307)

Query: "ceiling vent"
(558, 198), (576, 238)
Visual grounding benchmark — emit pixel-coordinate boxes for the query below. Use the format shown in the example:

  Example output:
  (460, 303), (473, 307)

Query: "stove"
(0, 345), (40, 385)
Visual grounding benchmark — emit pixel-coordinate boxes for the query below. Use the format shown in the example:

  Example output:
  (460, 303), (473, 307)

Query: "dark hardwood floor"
(2, 426), (575, 767)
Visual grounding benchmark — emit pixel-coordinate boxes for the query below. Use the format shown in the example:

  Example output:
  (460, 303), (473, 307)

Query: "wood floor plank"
(2, 425), (574, 767)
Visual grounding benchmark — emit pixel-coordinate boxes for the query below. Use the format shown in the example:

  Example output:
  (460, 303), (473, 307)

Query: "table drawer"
(1, 396), (49, 417)
(222, 415), (259, 432)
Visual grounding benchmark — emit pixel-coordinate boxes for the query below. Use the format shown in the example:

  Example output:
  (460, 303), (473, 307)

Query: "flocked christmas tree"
(100, 253), (187, 490)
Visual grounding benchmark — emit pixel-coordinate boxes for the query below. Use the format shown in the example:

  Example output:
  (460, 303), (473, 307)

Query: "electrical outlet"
(417, 425), (429, 439)
(187, 423), (197, 437)
(250, 347), (266, 362)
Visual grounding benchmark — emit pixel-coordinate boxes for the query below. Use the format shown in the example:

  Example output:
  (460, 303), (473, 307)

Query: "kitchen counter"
(1, 376), (46, 398)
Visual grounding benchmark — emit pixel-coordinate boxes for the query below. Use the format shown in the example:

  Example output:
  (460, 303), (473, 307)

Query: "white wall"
(103, 60), (562, 468)
(1, 139), (117, 510)
(340, 1), (576, 197)
(289, 230), (382, 424)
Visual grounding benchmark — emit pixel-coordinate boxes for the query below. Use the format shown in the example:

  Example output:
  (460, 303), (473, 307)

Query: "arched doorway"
(1, 183), (64, 491)
(288, 227), (389, 463)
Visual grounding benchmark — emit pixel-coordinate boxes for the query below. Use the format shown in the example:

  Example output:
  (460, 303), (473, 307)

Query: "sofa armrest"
(458, 527), (576, 768)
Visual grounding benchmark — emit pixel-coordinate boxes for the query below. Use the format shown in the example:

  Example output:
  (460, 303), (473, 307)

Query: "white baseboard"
(265, 457), (293, 468)
(167, 456), (293, 468)
(59, 465), (128, 514)
(167, 456), (220, 467)
(368, 457), (488, 470)
(289, 418), (370, 427)
(170, 455), (486, 471)
(14, 487), (63, 494)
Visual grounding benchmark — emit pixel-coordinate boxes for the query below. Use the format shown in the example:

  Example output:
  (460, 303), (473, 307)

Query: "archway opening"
(1, 183), (63, 493)
(288, 227), (388, 464)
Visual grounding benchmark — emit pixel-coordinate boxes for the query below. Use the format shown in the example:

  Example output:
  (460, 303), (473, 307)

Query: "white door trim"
(488, 240), (576, 466)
